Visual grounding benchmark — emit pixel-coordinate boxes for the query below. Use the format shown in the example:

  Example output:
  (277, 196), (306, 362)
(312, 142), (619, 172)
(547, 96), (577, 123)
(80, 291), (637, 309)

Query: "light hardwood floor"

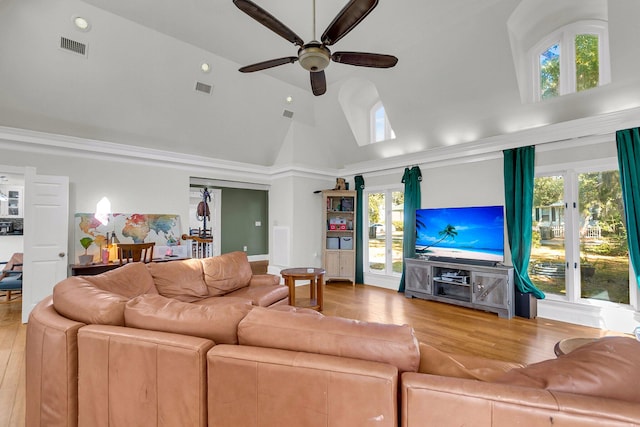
(0, 283), (622, 427)
(0, 298), (26, 427)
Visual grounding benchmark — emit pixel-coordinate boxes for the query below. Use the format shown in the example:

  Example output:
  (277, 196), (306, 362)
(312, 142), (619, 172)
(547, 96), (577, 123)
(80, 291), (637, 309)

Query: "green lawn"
(530, 241), (629, 304)
(368, 237), (404, 274)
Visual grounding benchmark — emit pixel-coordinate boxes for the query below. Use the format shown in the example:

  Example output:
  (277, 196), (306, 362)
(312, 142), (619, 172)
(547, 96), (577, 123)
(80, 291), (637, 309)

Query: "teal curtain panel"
(503, 147), (545, 299)
(354, 175), (365, 284)
(398, 166), (422, 292)
(616, 127), (640, 289)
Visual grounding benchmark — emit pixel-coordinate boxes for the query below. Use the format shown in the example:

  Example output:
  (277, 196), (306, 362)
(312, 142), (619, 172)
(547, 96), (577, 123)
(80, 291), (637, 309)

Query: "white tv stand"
(404, 258), (514, 318)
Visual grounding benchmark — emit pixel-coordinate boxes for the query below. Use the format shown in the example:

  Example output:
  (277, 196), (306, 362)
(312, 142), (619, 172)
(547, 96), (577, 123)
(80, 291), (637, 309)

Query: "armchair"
(0, 252), (22, 302)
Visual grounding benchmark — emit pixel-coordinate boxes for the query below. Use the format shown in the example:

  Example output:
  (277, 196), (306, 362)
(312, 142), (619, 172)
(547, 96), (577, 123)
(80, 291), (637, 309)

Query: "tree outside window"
(575, 34), (599, 92)
(535, 21), (609, 101)
(540, 44), (560, 99)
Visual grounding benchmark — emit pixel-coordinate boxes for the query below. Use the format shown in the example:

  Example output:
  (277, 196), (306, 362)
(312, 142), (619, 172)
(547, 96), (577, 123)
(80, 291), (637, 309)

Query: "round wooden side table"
(553, 337), (598, 356)
(280, 268), (326, 311)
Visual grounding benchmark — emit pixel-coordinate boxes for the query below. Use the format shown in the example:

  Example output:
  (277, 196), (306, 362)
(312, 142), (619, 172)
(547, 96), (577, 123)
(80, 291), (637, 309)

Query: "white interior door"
(22, 169), (69, 322)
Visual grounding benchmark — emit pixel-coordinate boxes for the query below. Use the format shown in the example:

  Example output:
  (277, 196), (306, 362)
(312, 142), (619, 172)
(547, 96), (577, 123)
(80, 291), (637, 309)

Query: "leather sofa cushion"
(78, 325), (213, 427)
(147, 259), (209, 302)
(85, 262), (158, 298)
(208, 345), (398, 427)
(418, 343), (523, 381)
(225, 283), (289, 307)
(495, 336), (640, 403)
(53, 276), (129, 325)
(125, 294), (252, 344)
(249, 274), (280, 287)
(238, 306), (420, 373)
(201, 251), (252, 296)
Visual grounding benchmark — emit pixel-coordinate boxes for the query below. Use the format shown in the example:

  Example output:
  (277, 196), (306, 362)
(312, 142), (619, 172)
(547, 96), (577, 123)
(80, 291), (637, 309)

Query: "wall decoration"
(74, 213), (182, 262)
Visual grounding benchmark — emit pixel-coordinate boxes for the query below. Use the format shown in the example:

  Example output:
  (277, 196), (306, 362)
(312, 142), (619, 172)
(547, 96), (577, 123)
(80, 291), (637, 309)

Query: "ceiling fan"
(233, 0), (398, 96)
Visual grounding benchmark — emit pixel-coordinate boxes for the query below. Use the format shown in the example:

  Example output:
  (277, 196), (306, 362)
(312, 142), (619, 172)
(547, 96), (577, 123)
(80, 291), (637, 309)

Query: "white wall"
(0, 145), (272, 265)
(0, 235), (23, 261)
(268, 174), (334, 271)
(292, 177), (332, 268)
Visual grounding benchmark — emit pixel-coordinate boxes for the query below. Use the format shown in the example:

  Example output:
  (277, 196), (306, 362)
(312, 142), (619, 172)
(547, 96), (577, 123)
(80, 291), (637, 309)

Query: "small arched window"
(533, 20), (610, 101)
(370, 101), (396, 143)
(338, 78), (397, 146)
(507, 0), (610, 104)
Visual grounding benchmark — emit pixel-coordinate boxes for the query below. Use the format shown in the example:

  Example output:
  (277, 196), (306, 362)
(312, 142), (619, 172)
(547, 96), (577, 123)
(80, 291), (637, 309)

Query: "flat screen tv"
(415, 205), (505, 262)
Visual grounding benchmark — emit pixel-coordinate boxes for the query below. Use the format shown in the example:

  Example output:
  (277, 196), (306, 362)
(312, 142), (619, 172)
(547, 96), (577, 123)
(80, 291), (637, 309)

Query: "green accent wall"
(219, 187), (268, 255)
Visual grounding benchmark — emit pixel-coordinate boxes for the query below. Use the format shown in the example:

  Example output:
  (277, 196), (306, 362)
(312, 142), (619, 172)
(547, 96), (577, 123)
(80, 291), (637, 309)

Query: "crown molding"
(0, 126), (341, 184)
(269, 164), (339, 181)
(340, 106), (640, 177)
(0, 125), (275, 182)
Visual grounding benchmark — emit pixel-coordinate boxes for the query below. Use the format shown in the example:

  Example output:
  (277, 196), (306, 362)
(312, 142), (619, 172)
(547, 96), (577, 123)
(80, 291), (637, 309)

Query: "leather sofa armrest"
(401, 372), (640, 427)
(26, 296), (85, 427)
(248, 274), (281, 287)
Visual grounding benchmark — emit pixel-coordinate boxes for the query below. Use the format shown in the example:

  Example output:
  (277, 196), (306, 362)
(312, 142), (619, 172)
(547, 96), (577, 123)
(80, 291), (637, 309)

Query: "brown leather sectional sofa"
(26, 251), (640, 426)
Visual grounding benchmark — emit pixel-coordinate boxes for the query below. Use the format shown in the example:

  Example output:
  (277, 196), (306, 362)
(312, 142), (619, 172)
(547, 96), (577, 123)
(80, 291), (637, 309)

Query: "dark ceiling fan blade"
(233, 0), (304, 46)
(331, 51), (398, 68)
(239, 57), (298, 73)
(310, 71), (327, 96)
(321, 0), (378, 46)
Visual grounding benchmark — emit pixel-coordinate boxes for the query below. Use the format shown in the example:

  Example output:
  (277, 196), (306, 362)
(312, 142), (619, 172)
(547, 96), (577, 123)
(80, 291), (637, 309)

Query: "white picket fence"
(551, 225), (601, 239)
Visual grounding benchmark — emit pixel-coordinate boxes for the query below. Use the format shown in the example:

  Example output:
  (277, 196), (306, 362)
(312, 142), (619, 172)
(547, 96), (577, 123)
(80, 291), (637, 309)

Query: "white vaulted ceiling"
(1, 0), (640, 169)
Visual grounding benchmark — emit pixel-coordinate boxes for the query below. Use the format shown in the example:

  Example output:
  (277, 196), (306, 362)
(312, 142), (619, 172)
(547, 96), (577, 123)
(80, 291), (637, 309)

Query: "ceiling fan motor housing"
(298, 42), (331, 72)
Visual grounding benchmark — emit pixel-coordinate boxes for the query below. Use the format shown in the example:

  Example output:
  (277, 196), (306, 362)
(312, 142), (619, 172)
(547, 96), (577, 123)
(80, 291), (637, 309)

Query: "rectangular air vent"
(282, 109), (294, 119)
(60, 37), (87, 56)
(195, 82), (212, 94)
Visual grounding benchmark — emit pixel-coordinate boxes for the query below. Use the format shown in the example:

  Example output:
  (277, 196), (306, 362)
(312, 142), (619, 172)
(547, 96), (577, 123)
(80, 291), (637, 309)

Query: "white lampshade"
(94, 196), (111, 226)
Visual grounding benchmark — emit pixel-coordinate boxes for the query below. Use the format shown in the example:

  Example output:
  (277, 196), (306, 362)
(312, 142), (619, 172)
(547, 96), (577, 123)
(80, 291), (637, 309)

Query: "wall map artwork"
(74, 213), (182, 262)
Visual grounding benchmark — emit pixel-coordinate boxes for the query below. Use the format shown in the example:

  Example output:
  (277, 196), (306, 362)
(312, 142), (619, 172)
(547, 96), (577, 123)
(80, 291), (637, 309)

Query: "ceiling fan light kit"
(233, 0), (397, 96)
(298, 43), (330, 72)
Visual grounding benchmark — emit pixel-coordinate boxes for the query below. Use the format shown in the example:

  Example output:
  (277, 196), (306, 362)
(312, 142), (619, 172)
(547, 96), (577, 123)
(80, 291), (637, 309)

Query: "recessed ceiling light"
(286, 96), (293, 103)
(201, 63), (211, 73)
(73, 16), (91, 31)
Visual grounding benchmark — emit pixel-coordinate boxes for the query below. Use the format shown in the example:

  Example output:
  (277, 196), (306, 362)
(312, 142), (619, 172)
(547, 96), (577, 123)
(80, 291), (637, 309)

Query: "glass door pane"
(391, 191), (404, 274)
(578, 171), (629, 303)
(368, 192), (386, 272)
(530, 175), (566, 296)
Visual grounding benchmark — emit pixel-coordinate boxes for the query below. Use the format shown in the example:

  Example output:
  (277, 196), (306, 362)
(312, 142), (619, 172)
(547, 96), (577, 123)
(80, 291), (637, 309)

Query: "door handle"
(58, 252), (66, 258)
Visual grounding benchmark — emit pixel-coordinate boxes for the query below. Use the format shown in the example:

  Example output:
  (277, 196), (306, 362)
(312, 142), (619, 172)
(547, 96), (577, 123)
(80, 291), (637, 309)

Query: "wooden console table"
(280, 267), (325, 311)
(71, 257), (269, 277)
(70, 256), (187, 276)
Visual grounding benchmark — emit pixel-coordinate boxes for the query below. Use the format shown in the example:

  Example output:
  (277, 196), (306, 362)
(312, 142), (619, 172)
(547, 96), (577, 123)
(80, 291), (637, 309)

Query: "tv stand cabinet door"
(405, 259), (432, 296)
(471, 270), (513, 318)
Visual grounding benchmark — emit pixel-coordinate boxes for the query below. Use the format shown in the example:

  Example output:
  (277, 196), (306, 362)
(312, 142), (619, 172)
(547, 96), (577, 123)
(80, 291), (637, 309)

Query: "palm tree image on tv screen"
(415, 206), (504, 262)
